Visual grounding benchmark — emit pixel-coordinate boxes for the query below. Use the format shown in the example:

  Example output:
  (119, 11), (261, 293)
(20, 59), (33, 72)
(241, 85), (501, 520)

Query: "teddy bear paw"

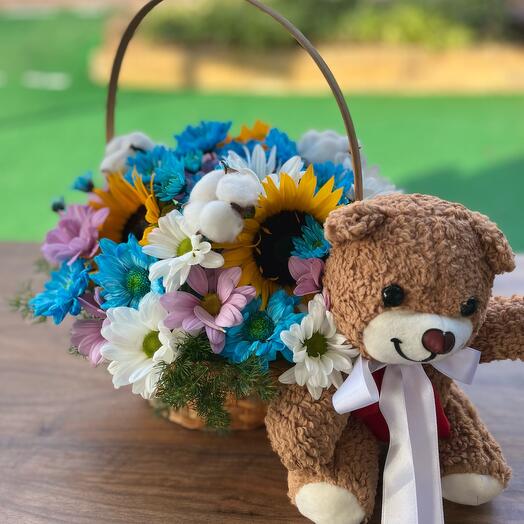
(295, 482), (365, 524)
(442, 473), (504, 506)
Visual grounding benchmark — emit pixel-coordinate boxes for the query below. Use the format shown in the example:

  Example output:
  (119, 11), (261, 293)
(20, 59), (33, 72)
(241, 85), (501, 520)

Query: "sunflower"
(90, 172), (160, 245)
(219, 165), (342, 306)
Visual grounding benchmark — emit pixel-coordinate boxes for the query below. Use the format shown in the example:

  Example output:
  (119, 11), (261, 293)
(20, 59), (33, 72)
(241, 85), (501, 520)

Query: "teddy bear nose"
(422, 329), (455, 354)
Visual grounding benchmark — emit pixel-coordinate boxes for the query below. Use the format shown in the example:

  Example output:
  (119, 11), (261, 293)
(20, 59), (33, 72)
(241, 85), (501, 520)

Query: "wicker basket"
(109, 0), (364, 431)
(151, 396), (268, 430)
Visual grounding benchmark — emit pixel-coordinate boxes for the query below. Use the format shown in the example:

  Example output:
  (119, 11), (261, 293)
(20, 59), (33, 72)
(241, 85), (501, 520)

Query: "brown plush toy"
(266, 193), (524, 524)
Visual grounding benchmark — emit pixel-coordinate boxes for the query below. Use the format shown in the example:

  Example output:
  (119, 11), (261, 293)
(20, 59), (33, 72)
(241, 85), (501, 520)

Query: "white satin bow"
(332, 347), (481, 524)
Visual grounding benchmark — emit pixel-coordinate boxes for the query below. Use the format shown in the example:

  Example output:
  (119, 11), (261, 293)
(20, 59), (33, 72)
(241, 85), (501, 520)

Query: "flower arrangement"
(16, 120), (398, 428)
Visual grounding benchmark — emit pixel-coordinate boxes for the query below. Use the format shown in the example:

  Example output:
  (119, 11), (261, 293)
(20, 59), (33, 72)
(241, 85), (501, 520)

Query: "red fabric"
(352, 368), (451, 443)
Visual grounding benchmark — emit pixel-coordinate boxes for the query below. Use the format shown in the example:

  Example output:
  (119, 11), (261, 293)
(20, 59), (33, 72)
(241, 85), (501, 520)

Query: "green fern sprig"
(155, 333), (278, 429)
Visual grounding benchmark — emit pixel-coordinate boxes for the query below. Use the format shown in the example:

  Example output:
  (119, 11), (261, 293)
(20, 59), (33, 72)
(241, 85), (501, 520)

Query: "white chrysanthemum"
(143, 209), (224, 291)
(101, 292), (181, 399)
(279, 294), (358, 400)
(226, 144), (304, 185)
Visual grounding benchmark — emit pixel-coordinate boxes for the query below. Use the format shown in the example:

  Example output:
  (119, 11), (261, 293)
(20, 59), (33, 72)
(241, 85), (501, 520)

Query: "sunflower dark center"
(122, 205), (148, 242)
(255, 211), (306, 286)
(243, 312), (275, 342)
(305, 332), (328, 357)
(126, 268), (150, 297)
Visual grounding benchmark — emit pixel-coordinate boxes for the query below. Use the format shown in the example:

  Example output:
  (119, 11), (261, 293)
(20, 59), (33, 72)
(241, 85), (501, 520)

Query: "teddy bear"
(265, 192), (524, 524)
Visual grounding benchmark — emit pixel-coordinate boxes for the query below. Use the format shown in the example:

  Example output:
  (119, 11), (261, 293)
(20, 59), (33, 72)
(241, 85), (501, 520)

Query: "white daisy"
(143, 209), (224, 292)
(225, 144), (304, 185)
(279, 294), (358, 400)
(100, 292), (181, 399)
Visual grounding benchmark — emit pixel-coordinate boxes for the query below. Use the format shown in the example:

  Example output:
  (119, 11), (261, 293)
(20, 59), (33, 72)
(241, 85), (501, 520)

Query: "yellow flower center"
(201, 293), (221, 316)
(305, 332), (328, 357)
(142, 331), (162, 358)
(177, 237), (193, 256)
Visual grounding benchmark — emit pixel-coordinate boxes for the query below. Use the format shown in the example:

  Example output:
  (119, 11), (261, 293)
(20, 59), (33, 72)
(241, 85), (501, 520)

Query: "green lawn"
(1, 12), (524, 249)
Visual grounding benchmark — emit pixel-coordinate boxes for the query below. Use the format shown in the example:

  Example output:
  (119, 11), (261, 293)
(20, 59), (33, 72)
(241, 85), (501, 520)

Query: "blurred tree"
(142, 0), (522, 49)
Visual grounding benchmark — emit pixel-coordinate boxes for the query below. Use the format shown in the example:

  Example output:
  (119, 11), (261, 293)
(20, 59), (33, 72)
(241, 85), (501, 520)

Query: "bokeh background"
(2, 0), (524, 248)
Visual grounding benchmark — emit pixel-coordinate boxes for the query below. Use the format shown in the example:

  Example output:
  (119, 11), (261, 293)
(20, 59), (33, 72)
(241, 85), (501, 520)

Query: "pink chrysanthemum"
(160, 266), (256, 353)
(42, 204), (109, 265)
(289, 256), (325, 296)
(70, 290), (106, 366)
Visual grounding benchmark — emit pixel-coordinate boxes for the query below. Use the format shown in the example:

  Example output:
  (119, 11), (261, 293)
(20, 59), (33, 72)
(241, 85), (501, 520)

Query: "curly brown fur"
(473, 295), (524, 363)
(265, 384), (348, 471)
(439, 383), (511, 486)
(323, 194), (514, 351)
(287, 417), (380, 519)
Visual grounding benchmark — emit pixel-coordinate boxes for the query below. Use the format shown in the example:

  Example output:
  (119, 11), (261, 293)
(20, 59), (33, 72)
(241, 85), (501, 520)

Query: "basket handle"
(105, 0), (363, 201)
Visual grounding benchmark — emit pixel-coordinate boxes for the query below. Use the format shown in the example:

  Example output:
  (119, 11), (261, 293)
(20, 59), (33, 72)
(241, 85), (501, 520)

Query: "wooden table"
(1, 243), (523, 524)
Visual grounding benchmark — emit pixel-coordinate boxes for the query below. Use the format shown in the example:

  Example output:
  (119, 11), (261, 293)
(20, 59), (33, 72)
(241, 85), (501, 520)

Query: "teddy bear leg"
(289, 418), (380, 524)
(439, 384), (511, 506)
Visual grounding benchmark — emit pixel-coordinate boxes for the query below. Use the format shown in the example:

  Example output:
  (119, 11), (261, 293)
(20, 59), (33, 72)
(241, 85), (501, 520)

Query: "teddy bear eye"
(382, 284), (405, 308)
(460, 297), (478, 317)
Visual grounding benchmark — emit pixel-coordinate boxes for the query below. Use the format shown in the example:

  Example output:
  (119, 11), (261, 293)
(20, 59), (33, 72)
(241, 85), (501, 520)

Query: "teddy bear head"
(322, 193), (515, 364)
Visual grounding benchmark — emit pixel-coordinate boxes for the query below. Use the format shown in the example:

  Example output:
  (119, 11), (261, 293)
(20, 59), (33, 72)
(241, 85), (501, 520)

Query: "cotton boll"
(182, 200), (206, 232)
(100, 132), (155, 174)
(298, 129), (350, 164)
(199, 201), (244, 243)
(216, 172), (262, 208)
(297, 130), (321, 155)
(188, 169), (225, 203)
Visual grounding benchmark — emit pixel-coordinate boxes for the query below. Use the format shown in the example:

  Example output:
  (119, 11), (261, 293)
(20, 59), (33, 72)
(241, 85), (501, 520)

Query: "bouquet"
(16, 119), (397, 428)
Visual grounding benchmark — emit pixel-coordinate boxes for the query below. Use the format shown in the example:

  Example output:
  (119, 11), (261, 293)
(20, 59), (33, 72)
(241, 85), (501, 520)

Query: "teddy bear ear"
(469, 211), (515, 275)
(324, 201), (387, 244)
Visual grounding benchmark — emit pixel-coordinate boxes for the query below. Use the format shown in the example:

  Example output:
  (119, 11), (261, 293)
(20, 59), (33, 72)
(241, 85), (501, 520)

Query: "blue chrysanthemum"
(90, 235), (163, 310)
(313, 161), (354, 204)
(29, 259), (90, 324)
(265, 128), (298, 165)
(175, 121), (231, 155)
(154, 154), (186, 202)
(182, 149), (204, 173)
(291, 214), (331, 259)
(72, 171), (94, 193)
(222, 290), (304, 368)
(125, 146), (188, 202)
(125, 145), (169, 185)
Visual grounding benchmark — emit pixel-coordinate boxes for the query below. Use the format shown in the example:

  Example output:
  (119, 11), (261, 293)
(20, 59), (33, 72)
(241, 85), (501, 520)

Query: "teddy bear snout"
(422, 329), (455, 354)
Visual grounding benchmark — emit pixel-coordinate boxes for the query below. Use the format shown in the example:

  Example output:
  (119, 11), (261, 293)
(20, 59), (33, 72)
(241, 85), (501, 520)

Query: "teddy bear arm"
(473, 295), (524, 363)
(440, 383), (510, 505)
(265, 385), (348, 471)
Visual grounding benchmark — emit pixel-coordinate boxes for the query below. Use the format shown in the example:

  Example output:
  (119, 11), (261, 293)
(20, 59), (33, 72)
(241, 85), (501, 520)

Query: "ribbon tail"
(380, 365), (444, 524)
(380, 366), (419, 524)
(402, 365), (444, 524)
